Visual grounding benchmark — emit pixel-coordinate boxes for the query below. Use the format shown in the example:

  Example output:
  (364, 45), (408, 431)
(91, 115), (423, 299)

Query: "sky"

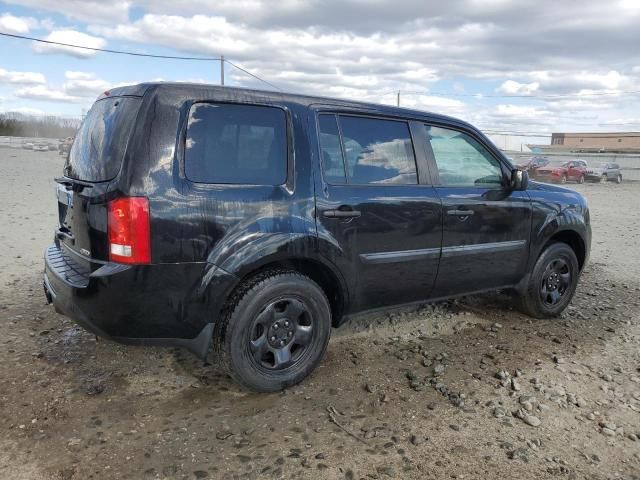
(1, 0), (640, 148)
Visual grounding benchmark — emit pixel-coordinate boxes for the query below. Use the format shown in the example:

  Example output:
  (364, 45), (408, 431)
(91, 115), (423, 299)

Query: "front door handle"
(323, 209), (361, 219)
(447, 209), (475, 216)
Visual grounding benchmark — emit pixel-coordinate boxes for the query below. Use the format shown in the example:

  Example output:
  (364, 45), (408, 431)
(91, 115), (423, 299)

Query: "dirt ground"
(1, 149), (639, 480)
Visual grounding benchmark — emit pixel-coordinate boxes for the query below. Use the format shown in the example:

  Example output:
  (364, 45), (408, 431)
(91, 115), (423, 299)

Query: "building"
(548, 132), (640, 153)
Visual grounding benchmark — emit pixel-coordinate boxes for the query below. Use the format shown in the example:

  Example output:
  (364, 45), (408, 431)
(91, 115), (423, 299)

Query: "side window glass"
(318, 114), (346, 184)
(185, 103), (287, 185)
(425, 125), (503, 187)
(338, 116), (418, 185)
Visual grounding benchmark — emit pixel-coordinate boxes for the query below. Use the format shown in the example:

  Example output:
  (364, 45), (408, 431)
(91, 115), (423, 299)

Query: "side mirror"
(510, 168), (529, 191)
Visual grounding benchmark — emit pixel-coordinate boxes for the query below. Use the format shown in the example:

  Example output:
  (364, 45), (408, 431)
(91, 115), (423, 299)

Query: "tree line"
(0, 112), (80, 139)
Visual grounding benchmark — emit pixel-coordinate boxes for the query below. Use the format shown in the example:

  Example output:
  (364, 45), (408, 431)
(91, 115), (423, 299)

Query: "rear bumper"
(43, 243), (237, 358)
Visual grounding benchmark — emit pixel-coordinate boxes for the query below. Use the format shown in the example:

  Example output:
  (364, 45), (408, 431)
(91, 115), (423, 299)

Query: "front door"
(313, 112), (443, 311)
(421, 124), (532, 297)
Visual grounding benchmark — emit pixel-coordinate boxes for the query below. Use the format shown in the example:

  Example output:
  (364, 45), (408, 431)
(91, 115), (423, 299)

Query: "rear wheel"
(600, 174), (607, 183)
(517, 243), (580, 318)
(577, 175), (585, 184)
(559, 175), (567, 184)
(616, 174), (622, 184)
(216, 270), (331, 392)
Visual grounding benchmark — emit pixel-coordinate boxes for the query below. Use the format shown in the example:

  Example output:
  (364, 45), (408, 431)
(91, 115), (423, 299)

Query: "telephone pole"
(397, 90), (400, 107)
(220, 55), (225, 86)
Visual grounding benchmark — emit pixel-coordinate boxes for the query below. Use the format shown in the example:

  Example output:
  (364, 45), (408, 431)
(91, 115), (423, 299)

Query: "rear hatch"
(56, 95), (141, 261)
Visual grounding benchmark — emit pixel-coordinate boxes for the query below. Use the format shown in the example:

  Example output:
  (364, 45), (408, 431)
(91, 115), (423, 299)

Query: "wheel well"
(545, 230), (586, 270)
(234, 259), (346, 327)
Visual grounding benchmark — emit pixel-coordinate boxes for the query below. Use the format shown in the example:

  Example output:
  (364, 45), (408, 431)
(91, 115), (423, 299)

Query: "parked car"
(22, 142), (34, 150)
(33, 143), (49, 152)
(44, 83), (591, 392)
(585, 162), (622, 183)
(535, 159), (587, 184)
(517, 156), (549, 178)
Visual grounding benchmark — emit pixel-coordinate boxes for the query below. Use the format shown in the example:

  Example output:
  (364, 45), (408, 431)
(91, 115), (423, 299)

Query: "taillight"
(107, 197), (150, 264)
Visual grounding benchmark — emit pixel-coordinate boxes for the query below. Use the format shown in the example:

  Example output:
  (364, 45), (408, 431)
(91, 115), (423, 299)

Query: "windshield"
(65, 96), (141, 182)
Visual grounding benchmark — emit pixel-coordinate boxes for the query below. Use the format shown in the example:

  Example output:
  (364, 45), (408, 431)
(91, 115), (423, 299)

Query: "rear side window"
(185, 103), (287, 185)
(318, 115), (347, 184)
(65, 97), (141, 182)
(318, 114), (418, 185)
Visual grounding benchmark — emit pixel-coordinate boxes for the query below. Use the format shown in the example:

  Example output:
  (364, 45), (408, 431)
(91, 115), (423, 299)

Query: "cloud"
(0, 68), (46, 85)
(62, 71), (110, 97)
(497, 80), (540, 96)
(2, 106), (47, 116)
(0, 13), (38, 34)
(3, 0), (131, 24)
(15, 85), (81, 103)
(5, 0), (640, 133)
(32, 30), (107, 58)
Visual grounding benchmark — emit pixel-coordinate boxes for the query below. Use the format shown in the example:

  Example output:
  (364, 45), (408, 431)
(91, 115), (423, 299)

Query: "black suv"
(44, 83), (591, 391)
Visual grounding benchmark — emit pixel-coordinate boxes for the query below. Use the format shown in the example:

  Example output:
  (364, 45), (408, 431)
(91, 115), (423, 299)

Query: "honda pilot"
(44, 83), (591, 392)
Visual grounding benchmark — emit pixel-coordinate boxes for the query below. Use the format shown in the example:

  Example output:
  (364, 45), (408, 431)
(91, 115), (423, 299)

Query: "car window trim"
(179, 100), (294, 190)
(421, 121), (512, 189)
(314, 110), (428, 187)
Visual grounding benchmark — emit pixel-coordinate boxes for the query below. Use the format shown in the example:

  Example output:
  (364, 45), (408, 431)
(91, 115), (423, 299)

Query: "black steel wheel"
(248, 297), (314, 371)
(217, 270), (331, 392)
(539, 258), (571, 307)
(517, 242), (580, 318)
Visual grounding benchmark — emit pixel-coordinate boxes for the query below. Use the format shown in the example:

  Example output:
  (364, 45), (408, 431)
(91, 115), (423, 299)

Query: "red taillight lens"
(107, 197), (150, 264)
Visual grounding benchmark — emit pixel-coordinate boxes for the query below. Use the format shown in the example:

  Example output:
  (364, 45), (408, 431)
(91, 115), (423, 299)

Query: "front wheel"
(616, 174), (622, 184)
(217, 270), (331, 392)
(516, 243), (580, 318)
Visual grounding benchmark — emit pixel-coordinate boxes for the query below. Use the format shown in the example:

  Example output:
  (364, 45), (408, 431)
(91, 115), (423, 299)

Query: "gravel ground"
(1, 149), (639, 480)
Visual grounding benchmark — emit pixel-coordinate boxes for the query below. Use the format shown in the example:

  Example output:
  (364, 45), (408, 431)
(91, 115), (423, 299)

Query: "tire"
(517, 242), (580, 318)
(559, 175), (567, 184)
(600, 174), (607, 183)
(216, 270), (331, 392)
(577, 175), (585, 184)
(616, 174), (622, 184)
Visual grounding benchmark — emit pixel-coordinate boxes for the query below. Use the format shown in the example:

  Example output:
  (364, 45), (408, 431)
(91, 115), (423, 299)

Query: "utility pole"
(220, 55), (225, 86)
(397, 90), (400, 107)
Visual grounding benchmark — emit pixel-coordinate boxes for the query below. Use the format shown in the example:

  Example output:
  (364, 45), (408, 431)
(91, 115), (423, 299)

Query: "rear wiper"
(55, 176), (94, 188)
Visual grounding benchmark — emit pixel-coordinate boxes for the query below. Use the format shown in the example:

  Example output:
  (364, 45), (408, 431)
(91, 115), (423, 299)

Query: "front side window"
(185, 103), (287, 185)
(425, 125), (503, 187)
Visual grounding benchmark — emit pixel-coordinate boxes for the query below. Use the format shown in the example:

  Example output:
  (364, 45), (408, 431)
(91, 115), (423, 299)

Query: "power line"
(482, 130), (553, 137)
(397, 89), (640, 100)
(0, 31), (220, 61)
(0, 30), (282, 91)
(224, 59), (282, 91)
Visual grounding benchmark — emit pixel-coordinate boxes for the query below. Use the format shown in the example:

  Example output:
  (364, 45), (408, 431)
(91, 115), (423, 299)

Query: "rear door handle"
(323, 209), (361, 219)
(447, 209), (475, 216)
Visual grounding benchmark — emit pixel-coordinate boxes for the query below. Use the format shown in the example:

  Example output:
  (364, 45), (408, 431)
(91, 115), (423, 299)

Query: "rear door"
(313, 111), (442, 311)
(421, 123), (532, 297)
(56, 96), (141, 260)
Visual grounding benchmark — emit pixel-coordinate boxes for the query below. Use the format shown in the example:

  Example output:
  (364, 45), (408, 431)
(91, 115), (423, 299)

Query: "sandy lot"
(1, 149), (639, 480)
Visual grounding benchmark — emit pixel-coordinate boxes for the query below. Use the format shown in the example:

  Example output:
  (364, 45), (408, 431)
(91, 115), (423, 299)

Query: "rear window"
(65, 97), (141, 182)
(185, 103), (287, 185)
